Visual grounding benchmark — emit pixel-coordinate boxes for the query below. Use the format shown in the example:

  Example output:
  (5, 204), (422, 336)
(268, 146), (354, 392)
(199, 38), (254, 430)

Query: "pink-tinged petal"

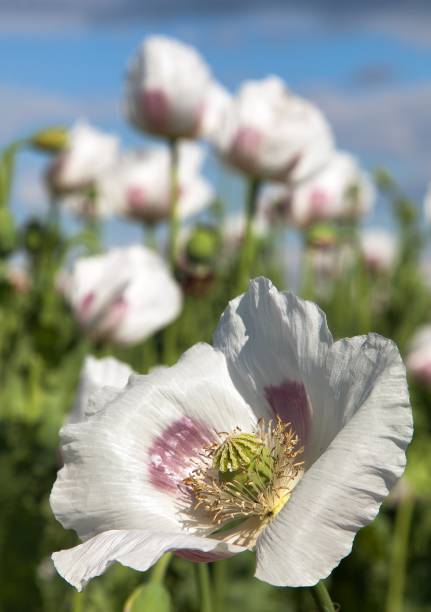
(78, 292), (95, 321)
(149, 416), (212, 493)
(141, 89), (171, 133)
(95, 296), (128, 338)
(230, 126), (263, 174)
(127, 186), (146, 210)
(255, 334), (412, 587)
(50, 343), (256, 541)
(309, 188), (329, 215)
(53, 529), (244, 591)
(214, 277), (333, 454)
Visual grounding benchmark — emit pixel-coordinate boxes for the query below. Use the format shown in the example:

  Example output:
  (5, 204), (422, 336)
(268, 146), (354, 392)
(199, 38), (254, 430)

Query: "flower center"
(183, 418), (304, 540)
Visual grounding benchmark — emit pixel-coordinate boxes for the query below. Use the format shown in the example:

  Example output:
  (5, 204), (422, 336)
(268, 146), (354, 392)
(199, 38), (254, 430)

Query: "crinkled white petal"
(214, 277), (333, 453)
(53, 529), (244, 591)
(50, 343), (256, 541)
(255, 333), (412, 587)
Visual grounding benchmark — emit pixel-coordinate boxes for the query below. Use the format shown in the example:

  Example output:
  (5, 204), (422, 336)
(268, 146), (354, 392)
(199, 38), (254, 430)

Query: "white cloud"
(305, 81), (431, 193)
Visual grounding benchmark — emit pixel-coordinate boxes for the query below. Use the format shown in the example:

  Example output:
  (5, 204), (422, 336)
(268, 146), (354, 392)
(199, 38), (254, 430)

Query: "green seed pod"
(214, 433), (274, 491)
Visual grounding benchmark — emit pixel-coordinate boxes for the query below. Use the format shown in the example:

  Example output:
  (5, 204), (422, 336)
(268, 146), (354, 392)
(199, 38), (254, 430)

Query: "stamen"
(183, 417), (304, 543)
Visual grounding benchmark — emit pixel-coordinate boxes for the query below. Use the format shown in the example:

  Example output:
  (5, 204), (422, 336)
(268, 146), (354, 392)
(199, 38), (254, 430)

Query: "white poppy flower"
(406, 325), (431, 384)
(211, 76), (334, 182)
(50, 278), (412, 590)
(287, 151), (374, 228)
(59, 245), (182, 345)
(360, 229), (398, 272)
(93, 142), (213, 223)
(125, 36), (221, 139)
(68, 356), (135, 425)
(46, 121), (119, 195)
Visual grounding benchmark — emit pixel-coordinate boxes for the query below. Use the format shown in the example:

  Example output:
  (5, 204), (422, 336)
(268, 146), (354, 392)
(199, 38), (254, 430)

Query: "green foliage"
(0, 147), (429, 612)
(123, 583), (172, 612)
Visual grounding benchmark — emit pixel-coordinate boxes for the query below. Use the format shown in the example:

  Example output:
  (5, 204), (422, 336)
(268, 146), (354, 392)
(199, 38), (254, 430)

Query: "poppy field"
(0, 33), (430, 612)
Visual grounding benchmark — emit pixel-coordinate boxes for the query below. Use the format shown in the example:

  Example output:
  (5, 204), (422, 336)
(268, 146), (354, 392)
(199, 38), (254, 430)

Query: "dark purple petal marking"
(264, 380), (311, 447)
(149, 417), (212, 493)
(176, 548), (233, 562)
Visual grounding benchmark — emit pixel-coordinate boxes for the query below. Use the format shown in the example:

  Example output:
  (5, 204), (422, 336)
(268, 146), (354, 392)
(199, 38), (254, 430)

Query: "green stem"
(48, 194), (60, 232)
(309, 580), (336, 612)
(385, 494), (415, 612)
(149, 552), (172, 585)
(213, 560), (226, 612)
(196, 563), (213, 612)
(71, 591), (84, 612)
(168, 138), (179, 269)
(145, 223), (158, 250)
(237, 177), (260, 293)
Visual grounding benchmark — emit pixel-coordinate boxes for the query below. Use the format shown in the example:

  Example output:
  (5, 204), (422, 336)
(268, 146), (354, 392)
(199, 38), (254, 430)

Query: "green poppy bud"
(29, 126), (69, 153)
(185, 226), (219, 265)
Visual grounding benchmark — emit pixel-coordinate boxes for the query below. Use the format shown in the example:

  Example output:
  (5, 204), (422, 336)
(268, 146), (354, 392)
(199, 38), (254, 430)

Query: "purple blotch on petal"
(264, 380), (312, 447)
(176, 549), (234, 563)
(149, 417), (212, 493)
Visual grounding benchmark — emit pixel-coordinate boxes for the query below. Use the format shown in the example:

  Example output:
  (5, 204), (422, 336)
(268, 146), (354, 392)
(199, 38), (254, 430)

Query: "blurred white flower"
(200, 82), (232, 141)
(46, 121), (119, 196)
(125, 36), (225, 140)
(223, 210), (269, 252)
(69, 356), (135, 425)
(93, 142), (213, 223)
(406, 325), (431, 384)
(211, 76), (334, 182)
(360, 229), (398, 272)
(59, 245), (182, 345)
(51, 278), (411, 590)
(286, 151), (374, 228)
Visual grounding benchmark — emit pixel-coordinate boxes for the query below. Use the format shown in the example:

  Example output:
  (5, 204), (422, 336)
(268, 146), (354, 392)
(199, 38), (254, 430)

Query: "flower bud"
(185, 226), (219, 265)
(29, 126), (69, 153)
(22, 219), (62, 256)
(306, 223), (338, 249)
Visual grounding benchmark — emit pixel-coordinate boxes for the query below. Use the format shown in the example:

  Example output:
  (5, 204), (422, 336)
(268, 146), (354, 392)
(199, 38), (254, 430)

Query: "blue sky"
(1, 2), (430, 238)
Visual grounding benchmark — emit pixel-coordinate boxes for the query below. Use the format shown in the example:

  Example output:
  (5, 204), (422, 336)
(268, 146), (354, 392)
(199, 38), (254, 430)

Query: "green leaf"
(123, 583), (171, 612)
